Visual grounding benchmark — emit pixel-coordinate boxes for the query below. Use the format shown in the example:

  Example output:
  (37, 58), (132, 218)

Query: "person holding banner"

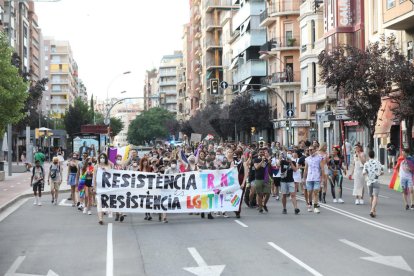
(93, 153), (112, 225)
(162, 159), (180, 223)
(140, 157), (153, 221)
(114, 155), (126, 222)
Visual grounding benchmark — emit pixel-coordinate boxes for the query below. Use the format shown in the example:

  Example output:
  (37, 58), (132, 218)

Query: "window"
(45, 56), (48, 61)
(312, 62), (317, 91)
(311, 20), (316, 47)
(372, 0), (378, 33)
(285, 91), (294, 112)
(387, 0), (395, 9)
(408, 41), (413, 61)
(44, 46), (48, 52)
(301, 104), (307, 113)
(45, 66), (49, 71)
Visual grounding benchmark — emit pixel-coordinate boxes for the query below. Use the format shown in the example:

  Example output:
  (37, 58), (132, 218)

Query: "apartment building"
(112, 100), (143, 147)
(28, 1), (40, 81)
(0, 0), (5, 32)
(364, 0), (414, 154)
(43, 38), (79, 117)
(230, 0), (267, 103)
(199, 0), (239, 108)
(259, 0), (304, 145)
(178, 25), (189, 122)
(158, 51), (183, 114)
(143, 69), (158, 111)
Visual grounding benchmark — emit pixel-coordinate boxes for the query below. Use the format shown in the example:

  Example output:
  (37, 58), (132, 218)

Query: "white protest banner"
(190, 133), (202, 143)
(96, 168), (242, 213)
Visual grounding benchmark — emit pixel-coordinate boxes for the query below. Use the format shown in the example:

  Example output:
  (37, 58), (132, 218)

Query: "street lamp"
(106, 71), (131, 100)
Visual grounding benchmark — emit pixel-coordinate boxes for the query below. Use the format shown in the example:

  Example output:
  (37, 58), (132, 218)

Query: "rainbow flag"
(389, 156), (404, 192)
(231, 194), (240, 207)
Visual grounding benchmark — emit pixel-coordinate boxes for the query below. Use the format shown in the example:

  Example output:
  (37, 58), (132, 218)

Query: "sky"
(35, 0), (189, 103)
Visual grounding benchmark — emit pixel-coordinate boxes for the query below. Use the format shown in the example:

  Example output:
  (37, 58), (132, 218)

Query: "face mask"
(88, 162), (92, 165)
(100, 158), (105, 164)
(133, 163), (138, 167)
(287, 154), (292, 159)
(53, 162), (58, 165)
(171, 164), (177, 169)
(116, 160), (122, 165)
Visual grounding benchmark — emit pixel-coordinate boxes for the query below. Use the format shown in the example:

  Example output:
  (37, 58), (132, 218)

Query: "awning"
(240, 18), (251, 35)
(240, 77), (252, 93)
(228, 58), (238, 70)
(375, 99), (399, 137)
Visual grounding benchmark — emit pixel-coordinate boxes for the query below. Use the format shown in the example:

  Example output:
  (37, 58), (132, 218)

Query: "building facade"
(112, 100), (143, 147)
(158, 51), (183, 114)
(43, 38), (79, 117)
(143, 69), (158, 111)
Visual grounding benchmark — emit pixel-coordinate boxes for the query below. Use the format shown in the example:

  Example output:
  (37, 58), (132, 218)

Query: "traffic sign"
(336, 114), (350, 120)
(104, 118), (110, 125)
(286, 109), (294, 117)
(220, 81), (229, 89)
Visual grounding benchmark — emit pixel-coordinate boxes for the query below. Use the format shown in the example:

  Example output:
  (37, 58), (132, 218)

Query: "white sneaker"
(338, 198), (344, 203)
(33, 197), (38, 205)
(276, 196), (280, 201)
(88, 210), (92, 215)
(223, 212), (229, 218)
(37, 200), (42, 206)
(355, 199), (360, 205)
(313, 207), (320, 214)
(83, 208), (87, 214)
(333, 199), (338, 203)
(307, 206), (312, 212)
(359, 199), (364, 205)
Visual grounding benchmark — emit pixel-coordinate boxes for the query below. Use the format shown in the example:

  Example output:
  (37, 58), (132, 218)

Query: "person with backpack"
(31, 160), (44, 206)
(48, 157), (62, 205)
(34, 150), (46, 167)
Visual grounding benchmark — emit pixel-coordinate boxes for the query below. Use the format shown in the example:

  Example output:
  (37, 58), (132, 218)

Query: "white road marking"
(58, 199), (73, 207)
(5, 255), (59, 275)
(268, 242), (323, 276)
(106, 223), (113, 276)
(298, 196), (414, 240)
(10, 185), (14, 188)
(183, 247), (226, 276)
(340, 239), (413, 272)
(234, 220), (248, 228)
(0, 198), (29, 223)
(3, 189), (8, 191)
(342, 187), (389, 198)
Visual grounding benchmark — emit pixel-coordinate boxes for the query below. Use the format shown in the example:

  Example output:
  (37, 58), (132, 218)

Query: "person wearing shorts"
(31, 160), (44, 206)
(387, 142), (397, 173)
(48, 157), (62, 205)
(399, 149), (414, 210)
(363, 150), (383, 217)
(67, 153), (79, 207)
(271, 153), (281, 200)
(303, 146), (324, 214)
(254, 148), (271, 213)
(280, 154), (300, 215)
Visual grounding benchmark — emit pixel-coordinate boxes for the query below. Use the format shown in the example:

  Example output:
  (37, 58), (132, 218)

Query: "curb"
(0, 188), (71, 214)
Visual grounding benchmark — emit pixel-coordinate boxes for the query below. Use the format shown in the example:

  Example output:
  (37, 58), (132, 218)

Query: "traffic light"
(210, 79), (219, 95)
(286, 120), (290, 130)
(251, 127), (256, 135)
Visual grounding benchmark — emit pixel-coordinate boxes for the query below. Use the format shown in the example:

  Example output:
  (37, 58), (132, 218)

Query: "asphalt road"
(0, 178), (413, 276)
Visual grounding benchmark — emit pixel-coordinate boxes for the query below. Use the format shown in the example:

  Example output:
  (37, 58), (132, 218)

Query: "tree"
(63, 97), (93, 136)
(229, 94), (271, 135)
(0, 32), (29, 158)
(109, 117), (124, 139)
(127, 107), (177, 145)
(319, 42), (392, 150)
(386, 36), (414, 153)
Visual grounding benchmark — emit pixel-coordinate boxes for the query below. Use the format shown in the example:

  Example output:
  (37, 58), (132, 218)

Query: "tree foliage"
(127, 107), (178, 145)
(63, 97), (93, 136)
(0, 32), (29, 138)
(319, 41), (392, 150)
(109, 117), (124, 139)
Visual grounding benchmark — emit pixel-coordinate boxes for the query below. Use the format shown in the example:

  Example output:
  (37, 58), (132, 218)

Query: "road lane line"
(342, 187), (389, 198)
(297, 196), (414, 240)
(268, 242), (323, 276)
(188, 247), (208, 267)
(106, 223), (113, 276)
(0, 198), (29, 223)
(339, 239), (380, 257)
(234, 220), (248, 228)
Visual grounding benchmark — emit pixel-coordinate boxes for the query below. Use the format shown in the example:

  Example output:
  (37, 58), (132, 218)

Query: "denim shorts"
(400, 177), (413, 192)
(281, 182), (295, 195)
(306, 181), (321, 191)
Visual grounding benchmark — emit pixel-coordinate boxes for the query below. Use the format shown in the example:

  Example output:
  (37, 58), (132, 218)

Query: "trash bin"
(0, 161), (4, 171)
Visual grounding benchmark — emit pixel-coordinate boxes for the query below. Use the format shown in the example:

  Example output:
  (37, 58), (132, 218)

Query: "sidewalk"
(0, 162), (71, 212)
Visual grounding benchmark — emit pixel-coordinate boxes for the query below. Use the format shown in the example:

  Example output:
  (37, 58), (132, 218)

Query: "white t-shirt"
(399, 160), (413, 180)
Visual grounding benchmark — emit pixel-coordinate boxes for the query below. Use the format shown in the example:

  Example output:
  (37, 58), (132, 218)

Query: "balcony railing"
(205, 0), (235, 11)
(233, 59), (266, 83)
(261, 70), (300, 85)
(260, 0), (301, 23)
(270, 36), (300, 49)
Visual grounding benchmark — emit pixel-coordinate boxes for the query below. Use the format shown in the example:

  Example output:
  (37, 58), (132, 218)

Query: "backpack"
(50, 164), (60, 180)
(32, 166), (44, 178)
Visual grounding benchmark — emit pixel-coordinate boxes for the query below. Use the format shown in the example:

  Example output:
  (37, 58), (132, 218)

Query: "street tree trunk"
(368, 125), (375, 151)
(406, 117), (413, 154)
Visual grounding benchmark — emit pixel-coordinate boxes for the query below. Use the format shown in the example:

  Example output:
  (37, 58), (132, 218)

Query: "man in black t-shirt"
(280, 154), (300, 215)
(254, 148), (271, 213)
(386, 142), (397, 173)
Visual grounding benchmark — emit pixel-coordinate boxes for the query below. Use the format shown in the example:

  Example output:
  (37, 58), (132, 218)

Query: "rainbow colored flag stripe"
(231, 195), (240, 207)
(389, 156), (404, 193)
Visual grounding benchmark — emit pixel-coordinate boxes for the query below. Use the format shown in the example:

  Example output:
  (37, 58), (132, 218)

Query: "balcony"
(260, 70), (300, 86)
(206, 62), (223, 71)
(204, 18), (222, 32)
(269, 36), (300, 51)
(50, 79), (70, 85)
(233, 29), (266, 58)
(301, 85), (336, 104)
(233, 59), (266, 83)
(205, 0), (238, 13)
(50, 99), (69, 105)
(204, 39), (223, 51)
(259, 1), (301, 26)
(159, 70), (176, 77)
(159, 80), (177, 86)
